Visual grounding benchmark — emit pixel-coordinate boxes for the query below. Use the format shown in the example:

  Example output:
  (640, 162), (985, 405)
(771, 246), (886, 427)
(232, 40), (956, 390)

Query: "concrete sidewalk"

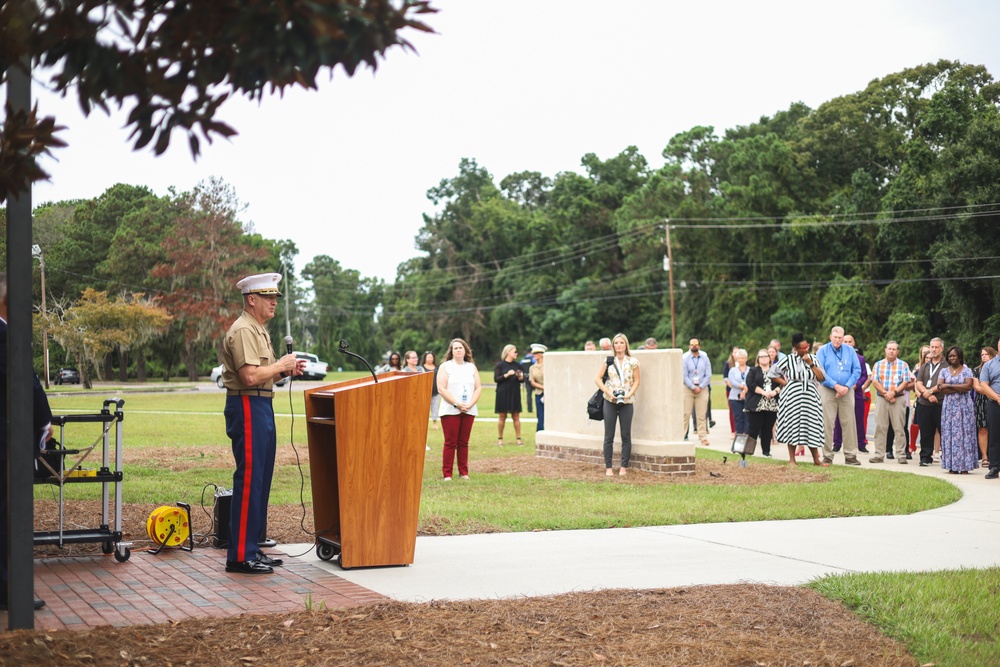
(289, 409), (1000, 602)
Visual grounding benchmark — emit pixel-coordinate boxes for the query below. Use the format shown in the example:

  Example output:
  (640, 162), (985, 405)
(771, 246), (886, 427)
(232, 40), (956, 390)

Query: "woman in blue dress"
(937, 346), (978, 473)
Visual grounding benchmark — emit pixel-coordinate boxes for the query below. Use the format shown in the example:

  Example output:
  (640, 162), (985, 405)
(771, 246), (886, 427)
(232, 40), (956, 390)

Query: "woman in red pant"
(437, 338), (482, 481)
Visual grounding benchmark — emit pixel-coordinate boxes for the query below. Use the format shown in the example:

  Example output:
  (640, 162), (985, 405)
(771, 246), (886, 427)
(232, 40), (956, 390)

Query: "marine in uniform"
(222, 273), (305, 574)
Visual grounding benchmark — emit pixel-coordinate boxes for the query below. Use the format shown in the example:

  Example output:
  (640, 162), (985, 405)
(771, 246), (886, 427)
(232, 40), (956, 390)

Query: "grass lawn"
(810, 568), (1000, 667)
(45, 389), (959, 526)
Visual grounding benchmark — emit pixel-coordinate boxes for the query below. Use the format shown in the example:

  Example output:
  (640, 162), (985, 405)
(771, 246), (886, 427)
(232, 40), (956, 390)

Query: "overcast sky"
(26, 0), (1000, 284)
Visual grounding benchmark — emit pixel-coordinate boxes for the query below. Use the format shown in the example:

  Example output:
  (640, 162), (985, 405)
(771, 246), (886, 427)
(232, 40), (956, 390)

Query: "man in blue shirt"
(682, 338), (712, 446)
(975, 335), (1000, 479)
(816, 326), (862, 466)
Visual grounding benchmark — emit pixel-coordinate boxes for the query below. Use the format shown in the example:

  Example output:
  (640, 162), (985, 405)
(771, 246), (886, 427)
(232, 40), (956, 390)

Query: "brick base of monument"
(535, 444), (696, 476)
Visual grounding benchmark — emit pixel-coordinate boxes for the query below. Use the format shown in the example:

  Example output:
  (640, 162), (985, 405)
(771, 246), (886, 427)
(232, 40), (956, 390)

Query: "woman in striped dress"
(768, 332), (830, 467)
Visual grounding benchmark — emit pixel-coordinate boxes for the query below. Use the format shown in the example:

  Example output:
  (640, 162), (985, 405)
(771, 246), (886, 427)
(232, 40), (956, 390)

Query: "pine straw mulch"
(0, 584), (918, 667)
(10, 455), (922, 666)
(0, 586), (919, 666)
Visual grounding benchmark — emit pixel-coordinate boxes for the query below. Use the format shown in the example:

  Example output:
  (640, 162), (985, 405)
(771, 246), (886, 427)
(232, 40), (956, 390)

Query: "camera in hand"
(613, 389), (626, 404)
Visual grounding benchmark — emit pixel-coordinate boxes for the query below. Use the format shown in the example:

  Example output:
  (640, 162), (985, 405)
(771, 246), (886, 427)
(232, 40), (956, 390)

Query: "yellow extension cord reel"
(145, 504), (193, 554)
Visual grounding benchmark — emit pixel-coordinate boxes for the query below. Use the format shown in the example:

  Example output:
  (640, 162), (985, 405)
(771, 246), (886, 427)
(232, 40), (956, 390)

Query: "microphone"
(338, 339), (378, 383)
(285, 336), (293, 356)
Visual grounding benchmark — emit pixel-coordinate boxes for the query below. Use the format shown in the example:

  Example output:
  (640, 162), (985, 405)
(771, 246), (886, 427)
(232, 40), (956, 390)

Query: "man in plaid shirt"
(869, 341), (912, 463)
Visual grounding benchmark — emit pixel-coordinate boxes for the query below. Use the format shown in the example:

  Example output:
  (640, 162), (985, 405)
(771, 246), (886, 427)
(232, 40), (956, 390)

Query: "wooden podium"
(304, 371), (432, 569)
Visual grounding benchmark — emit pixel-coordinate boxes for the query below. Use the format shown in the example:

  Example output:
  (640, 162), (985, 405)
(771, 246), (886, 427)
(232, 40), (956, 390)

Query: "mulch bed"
(0, 586), (918, 666)
(10, 455), (921, 666)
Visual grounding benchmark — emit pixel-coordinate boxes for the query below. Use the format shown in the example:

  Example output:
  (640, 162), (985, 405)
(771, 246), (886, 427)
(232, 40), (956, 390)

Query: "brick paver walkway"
(7, 548), (384, 631)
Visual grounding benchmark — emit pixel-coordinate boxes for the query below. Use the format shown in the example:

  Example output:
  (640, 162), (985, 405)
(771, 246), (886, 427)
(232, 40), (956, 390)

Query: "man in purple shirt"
(833, 334), (870, 453)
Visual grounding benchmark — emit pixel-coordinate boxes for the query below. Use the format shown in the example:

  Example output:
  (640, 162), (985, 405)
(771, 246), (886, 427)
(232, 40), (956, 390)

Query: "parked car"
(295, 351), (329, 381)
(53, 368), (80, 385)
(210, 364), (226, 388)
(210, 362), (289, 388)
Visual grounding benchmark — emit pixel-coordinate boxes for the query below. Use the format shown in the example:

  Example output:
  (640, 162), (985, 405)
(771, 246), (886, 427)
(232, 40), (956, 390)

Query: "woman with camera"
(594, 333), (641, 476)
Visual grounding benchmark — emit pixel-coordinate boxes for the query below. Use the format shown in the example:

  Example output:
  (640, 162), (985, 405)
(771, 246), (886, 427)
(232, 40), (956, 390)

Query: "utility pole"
(6, 19), (37, 628)
(32, 245), (48, 389)
(665, 221), (676, 349)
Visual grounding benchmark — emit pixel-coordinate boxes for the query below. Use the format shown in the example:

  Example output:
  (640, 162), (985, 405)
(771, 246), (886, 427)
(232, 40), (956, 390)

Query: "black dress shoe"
(887, 452), (894, 459)
(986, 468), (1000, 480)
(256, 553), (283, 567)
(226, 560), (273, 574)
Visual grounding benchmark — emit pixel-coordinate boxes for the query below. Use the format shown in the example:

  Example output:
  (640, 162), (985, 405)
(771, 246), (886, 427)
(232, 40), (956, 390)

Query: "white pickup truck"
(294, 351), (329, 381)
(211, 351), (327, 386)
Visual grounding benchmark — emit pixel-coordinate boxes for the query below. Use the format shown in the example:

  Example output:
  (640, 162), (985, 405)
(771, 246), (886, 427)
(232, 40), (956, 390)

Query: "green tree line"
(384, 59), (1000, 364)
(4, 60), (1000, 380)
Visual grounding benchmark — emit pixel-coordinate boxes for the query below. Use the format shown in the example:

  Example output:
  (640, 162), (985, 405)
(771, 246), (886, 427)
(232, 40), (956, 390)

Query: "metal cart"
(33, 398), (131, 562)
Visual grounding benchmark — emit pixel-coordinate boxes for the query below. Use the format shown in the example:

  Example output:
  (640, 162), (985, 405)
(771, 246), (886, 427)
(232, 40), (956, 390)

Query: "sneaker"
(868, 457), (884, 463)
(986, 468), (999, 480)
(844, 456), (861, 466)
(898, 459), (908, 464)
(459, 475), (470, 480)
(763, 454), (772, 458)
(919, 462), (930, 467)
(822, 457), (834, 465)
(443, 477), (452, 482)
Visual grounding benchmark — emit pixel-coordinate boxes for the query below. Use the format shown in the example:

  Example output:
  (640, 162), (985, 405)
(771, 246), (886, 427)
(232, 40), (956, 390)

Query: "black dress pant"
(746, 410), (777, 456)
(918, 402), (941, 464)
(986, 401), (1000, 471)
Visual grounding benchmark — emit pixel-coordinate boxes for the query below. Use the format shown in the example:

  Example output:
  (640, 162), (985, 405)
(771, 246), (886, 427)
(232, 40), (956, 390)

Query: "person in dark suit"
(0, 272), (51, 610)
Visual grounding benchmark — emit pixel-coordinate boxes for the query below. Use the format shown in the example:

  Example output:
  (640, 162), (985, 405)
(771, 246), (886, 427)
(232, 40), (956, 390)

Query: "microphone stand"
(338, 339), (378, 383)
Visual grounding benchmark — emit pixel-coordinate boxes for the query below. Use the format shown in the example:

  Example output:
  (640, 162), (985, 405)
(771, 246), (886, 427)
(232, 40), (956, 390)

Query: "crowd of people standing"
(377, 328), (1000, 483)
(706, 328), (998, 476)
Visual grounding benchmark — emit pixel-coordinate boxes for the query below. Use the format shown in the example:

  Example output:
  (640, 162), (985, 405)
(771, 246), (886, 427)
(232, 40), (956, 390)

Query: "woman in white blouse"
(436, 338), (482, 481)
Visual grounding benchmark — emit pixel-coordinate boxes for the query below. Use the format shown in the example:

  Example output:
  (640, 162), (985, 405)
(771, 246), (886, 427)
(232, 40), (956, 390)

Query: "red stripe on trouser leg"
(237, 395), (253, 561)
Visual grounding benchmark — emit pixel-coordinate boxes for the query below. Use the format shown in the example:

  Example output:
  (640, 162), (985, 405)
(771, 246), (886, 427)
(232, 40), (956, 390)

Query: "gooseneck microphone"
(338, 339), (378, 383)
(285, 336), (294, 355)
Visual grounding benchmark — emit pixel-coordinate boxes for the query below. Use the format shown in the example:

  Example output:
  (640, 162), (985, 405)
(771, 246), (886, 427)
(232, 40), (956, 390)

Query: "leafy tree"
(150, 178), (270, 380)
(0, 0), (437, 199)
(40, 289), (170, 388)
(301, 254), (383, 371)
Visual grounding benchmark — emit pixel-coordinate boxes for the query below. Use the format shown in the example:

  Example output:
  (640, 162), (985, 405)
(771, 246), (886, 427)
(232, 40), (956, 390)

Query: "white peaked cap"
(236, 272), (283, 296)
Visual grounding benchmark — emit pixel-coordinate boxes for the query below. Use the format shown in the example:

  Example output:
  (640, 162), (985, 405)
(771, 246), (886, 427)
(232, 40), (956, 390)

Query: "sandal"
(516, 438), (523, 446)
(497, 438), (503, 447)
